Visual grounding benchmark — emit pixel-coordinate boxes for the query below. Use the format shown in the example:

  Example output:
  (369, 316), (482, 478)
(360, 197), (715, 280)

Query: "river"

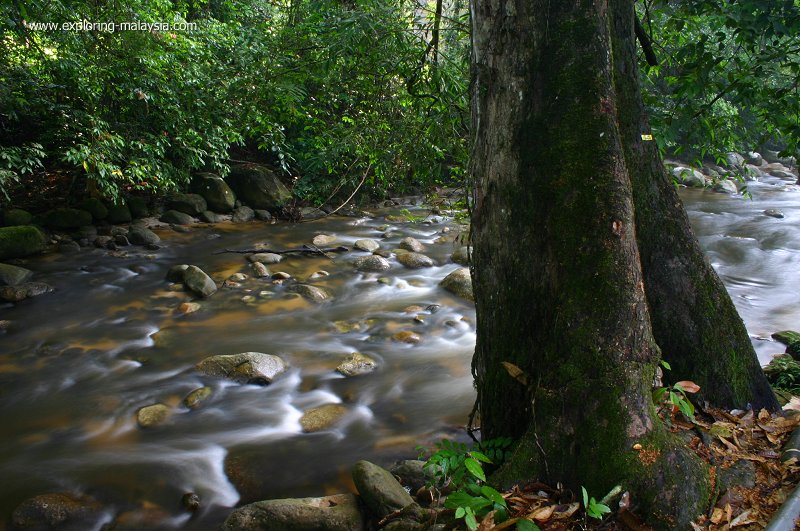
(0, 174), (797, 529)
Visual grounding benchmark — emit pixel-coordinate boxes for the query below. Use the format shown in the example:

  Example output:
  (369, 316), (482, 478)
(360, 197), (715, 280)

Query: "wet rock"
(439, 268), (473, 301)
(166, 264), (189, 282)
(195, 352), (287, 385)
(300, 404), (348, 432)
(746, 151), (764, 166)
(288, 283), (332, 303)
(450, 246), (471, 266)
(3, 208), (33, 226)
(114, 234), (130, 246)
(392, 331), (421, 344)
(192, 173), (236, 212)
(106, 201), (133, 224)
(79, 197), (108, 220)
(272, 272), (292, 280)
(43, 208), (93, 230)
(182, 492), (201, 513)
(337, 352), (377, 377)
(671, 167), (706, 188)
(232, 206), (255, 223)
(177, 302), (201, 314)
(397, 252), (435, 269)
(770, 169), (797, 180)
(0, 226), (46, 260)
(308, 270), (329, 279)
(227, 163), (292, 210)
(352, 460), (420, 519)
(251, 262), (270, 278)
(0, 282), (54, 302)
(136, 403), (171, 428)
(712, 179), (738, 194)
(127, 197), (149, 218)
(399, 237), (425, 253)
(312, 234), (337, 246)
(0, 263), (33, 286)
(94, 236), (113, 249)
(160, 210), (194, 225)
(254, 209), (272, 221)
(73, 225), (98, 242)
(199, 210), (225, 223)
(128, 225), (160, 245)
(300, 206), (326, 220)
(725, 152), (746, 168)
(183, 386), (212, 409)
(764, 209), (785, 219)
(390, 460), (434, 494)
(167, 193), (207, 216)
(104, 503), (172, 530)
(183, 265), (217, 298)
(229, 273), (248, 282)
(248, 253), (283, 264)
(11, 492), (102, 530)
(773, 330), (800, 357)
(221, 493), (364, 531)
(354, 239), (380, 252)
(354, 255), (391, 272)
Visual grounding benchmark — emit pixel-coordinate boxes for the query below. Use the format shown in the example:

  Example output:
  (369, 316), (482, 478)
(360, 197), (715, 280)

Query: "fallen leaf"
(501, 361), (529, 386)
(730, 509), (753, 527)
(551, 502), (580, 519)
(710, 507), (724, 524)
(529, 504), (555, 522)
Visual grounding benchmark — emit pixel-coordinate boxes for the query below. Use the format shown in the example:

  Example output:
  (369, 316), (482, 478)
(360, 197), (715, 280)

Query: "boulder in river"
(0, 281), (54, 302)
(160, 209), (194, 225)
(192, 173), (236, 212)
(772, 330), (800, 358)
(312, 234), (337, 246)
(248, 252), (282, 264)
(127, 225), (160, 246)
(251, 262), (270, 278)
(399, 236), (425, 253)
(136, 403), (172, 428)
(3, 208), (33, 226)
(354, 239), (380, 252)
(354, 255), (391, 272)
(227, 163), (292, 210)
(167, 193), (207, 216)
(200, 210), (225, 223)
(221, 493), (365, 531)
(232, 206), (255, 223)
(183, 265), (217, 298)
(671, 166), (706, 188)
(746, 151), (764, 166)
(0, 225), (45, 260)
(770, 169), (796, 180)
(11, 492), (102, 530)
(0, 263), (33, 287)
(764, 209), (785, 219)
(195, 352), (287, 385)
(439, 268), (473, 301)
(288, 283), (332, 303)
(42, 208), (93, 230)
(725, 152), (746, 168)
(712, 179), (738, 194)
(79, 197), (108, 220)
(352, 460), (421, 519)
(336, 352), (377, 377)
(397, 252), (435, 269)
(166, 264), (189, 282)
(300, 404), (348, 432)
(127, 196), (150, 218)
(106, 201), (133, 224)
(451, 246), (471, 266)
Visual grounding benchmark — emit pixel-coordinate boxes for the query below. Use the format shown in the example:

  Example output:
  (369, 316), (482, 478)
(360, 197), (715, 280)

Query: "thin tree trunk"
(609, 1), (778, 412)
(470, 0), (708, 526)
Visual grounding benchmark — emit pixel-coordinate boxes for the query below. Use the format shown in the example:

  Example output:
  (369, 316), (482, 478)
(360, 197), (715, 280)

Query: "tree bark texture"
(466, 0), (772, 526)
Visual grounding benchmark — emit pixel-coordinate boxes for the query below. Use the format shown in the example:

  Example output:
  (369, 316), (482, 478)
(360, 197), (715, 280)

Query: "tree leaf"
(516, 519), (542, 531)
(464, 458), (486, 481)
(501, 361), (529, 385)
(675, 380), (701, 393)
(480, 485), (506, 505)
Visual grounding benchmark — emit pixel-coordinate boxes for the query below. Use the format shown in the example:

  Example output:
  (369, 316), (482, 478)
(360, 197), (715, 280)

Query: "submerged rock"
(399, 236), (425, 253)
(248, 252), (283, 264)
(0, 263), (33, 287)
(0, 281), (54, 302)
(11, 492), (102, 530)
(392, 331), (421, 344)
(764, 209), (785, 219)
(195, 352), (287, 385)
(288, 283), (332, 303)
(354, 239), (380, 252)
(312, 234), (337, 246)
(397, 252), (435, 269)
(354, 255), (391, 272)
(128, 225), (160, 245)
(300, 404), (347, 432)
(450, 246), (471, 266)
(136, 403), (171, 428)
(183, 265), (217, 298)
(336, 352), (377, 376)
(221, 493), (365, 531)
(439, 268), (473, 301)
(183, 386), (213, 409)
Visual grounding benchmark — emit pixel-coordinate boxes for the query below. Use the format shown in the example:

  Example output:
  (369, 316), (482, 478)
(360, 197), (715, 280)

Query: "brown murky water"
(0, 173), (798, 529)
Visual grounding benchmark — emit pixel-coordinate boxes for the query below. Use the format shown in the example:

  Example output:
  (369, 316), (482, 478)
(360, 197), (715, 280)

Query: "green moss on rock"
(0, 225), (46, 260)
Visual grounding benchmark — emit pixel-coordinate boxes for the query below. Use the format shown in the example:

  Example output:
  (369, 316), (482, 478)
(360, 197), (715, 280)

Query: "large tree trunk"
(608, 5), (778, 412)
(467, 0), (759, 526)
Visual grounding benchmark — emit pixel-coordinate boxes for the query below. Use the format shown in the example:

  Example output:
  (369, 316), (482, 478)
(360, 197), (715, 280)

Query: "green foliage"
(639, 1), (800, 159)
(0, 143), (45, 200)
(654, 361), (699, 421)
(581, 486), (611, 520)
(418, 437), (513, 530)
(764, 356), (800, 395)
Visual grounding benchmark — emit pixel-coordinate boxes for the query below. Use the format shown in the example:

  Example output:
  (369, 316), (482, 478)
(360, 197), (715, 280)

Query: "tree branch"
(635, 16), (659, 66)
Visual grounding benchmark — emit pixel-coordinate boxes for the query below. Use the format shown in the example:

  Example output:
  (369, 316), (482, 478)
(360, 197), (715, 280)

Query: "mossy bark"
(469, 1), (713, 527)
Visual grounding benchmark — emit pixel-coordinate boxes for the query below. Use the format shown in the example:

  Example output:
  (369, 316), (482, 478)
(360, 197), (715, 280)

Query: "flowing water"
(0, 173), (798, 529)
